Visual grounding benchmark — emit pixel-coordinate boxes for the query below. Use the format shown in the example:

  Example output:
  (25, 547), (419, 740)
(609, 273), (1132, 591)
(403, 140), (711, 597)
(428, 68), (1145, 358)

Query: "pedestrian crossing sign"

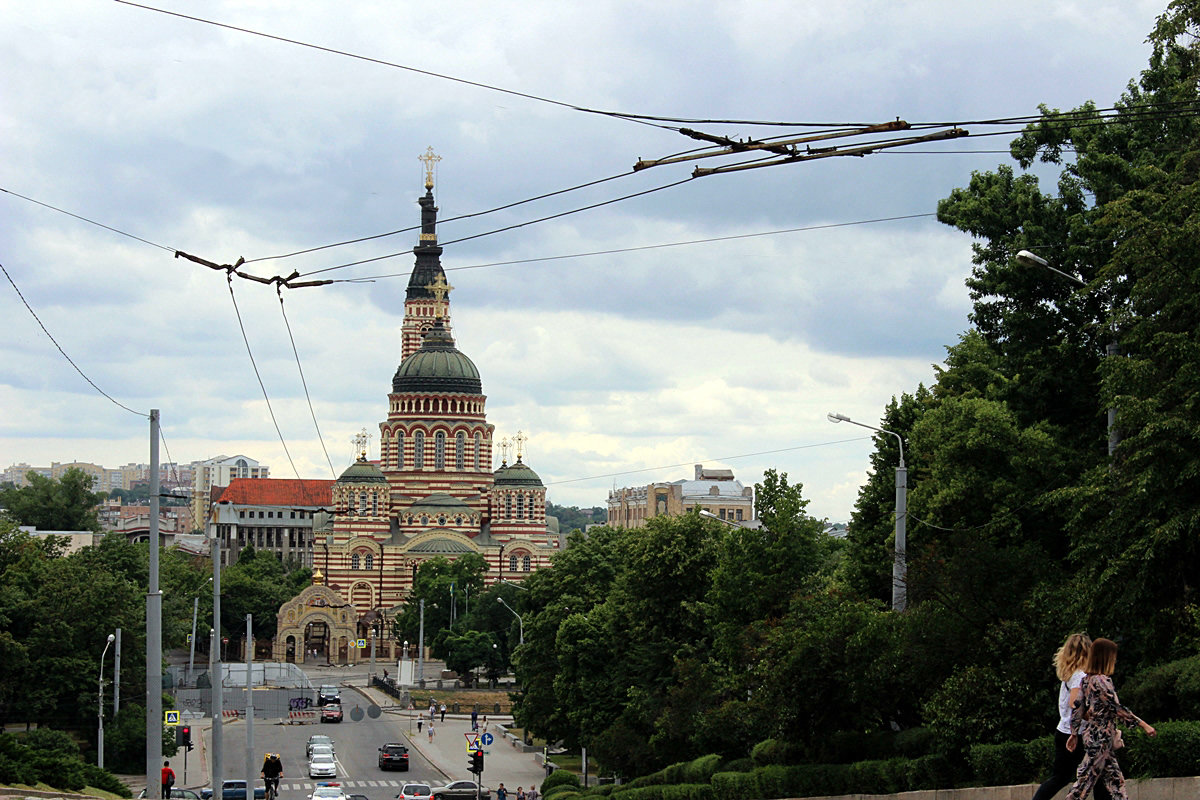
(356, 638), (366, 649)
(164, 710), (180, 726)
(464, 734), (480, 752)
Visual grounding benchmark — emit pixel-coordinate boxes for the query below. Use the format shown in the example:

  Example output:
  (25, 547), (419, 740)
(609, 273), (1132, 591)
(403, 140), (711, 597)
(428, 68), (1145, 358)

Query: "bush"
(1122, 720), (1200, 779)
(893, 726), (936, 757)
(969, 741), (1038, 787)
(681, 753), (722, 784)
(709, 770), (757, 800)
(750, 738), (789, 766)
(721, 757), (752, 773)
(905, 752), (962, 791)
(543, 768), (582, 797)
(1123, 656), (1200, 721)
(845, 758), (907, 795)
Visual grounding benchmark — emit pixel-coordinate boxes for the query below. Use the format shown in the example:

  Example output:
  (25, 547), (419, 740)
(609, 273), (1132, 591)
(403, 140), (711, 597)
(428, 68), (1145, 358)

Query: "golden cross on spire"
(514, 430), (527, 461)
(423, 274), (454, 316)
(499, 436), (511, 466)
(353, 428), (372, 460)
(419, 146), (441, 189)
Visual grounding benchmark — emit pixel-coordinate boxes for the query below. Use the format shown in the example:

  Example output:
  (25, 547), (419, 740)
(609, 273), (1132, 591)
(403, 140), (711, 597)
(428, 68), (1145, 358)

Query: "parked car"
(318, 685), (340, 706)
(348, 794), (369, 800)
(321, 703), (343, 723)
(309, 752), (337, 779)
(140, 790), (203, 800)
(377, 742), (409, 771)
(307, 734), (334, 758)
(395, 784), (431, 800)
(432, 780), (490, 800)
(200, 781), (266, 800)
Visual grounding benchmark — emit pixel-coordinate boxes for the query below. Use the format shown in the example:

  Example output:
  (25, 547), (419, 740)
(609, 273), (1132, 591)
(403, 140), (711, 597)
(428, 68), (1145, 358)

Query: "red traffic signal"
(468, 749), (483, 774)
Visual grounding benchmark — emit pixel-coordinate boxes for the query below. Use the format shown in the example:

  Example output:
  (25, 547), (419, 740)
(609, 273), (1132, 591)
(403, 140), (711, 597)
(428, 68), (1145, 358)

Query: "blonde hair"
(1054, 633), (1092, 681)
(1086, 638), (1118, 676)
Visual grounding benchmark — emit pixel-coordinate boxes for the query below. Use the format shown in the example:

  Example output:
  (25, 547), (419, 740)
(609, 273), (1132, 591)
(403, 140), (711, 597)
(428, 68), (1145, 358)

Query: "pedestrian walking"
(1031, 634), (1111, 800)
(471, 708), (478, 731)
(427, 721), (436, 743)
(440, 702), (446, 722)
(1064, 638), (1156, 800)
(516, 787), (526, 800)
(495, 783), (507, 800)
(161, 760), (175, 799)
(417, 713), (423, 733)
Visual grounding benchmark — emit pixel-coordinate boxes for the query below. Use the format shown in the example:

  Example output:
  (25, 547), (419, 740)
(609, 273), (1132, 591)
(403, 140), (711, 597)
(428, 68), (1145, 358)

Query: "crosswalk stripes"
(285, 780), (406, 790)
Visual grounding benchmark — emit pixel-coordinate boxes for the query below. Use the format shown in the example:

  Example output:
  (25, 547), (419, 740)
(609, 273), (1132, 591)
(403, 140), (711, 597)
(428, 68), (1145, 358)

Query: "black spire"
(406, 188), (446, 301)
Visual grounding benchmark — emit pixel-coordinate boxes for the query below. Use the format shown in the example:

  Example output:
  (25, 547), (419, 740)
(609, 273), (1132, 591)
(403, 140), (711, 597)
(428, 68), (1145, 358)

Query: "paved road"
(182, 666), (546, 800)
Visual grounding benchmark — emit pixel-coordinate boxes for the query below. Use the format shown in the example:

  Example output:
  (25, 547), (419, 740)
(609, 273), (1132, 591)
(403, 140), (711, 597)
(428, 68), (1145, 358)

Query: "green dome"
(337, 457), (387, 484)
(405, 492), (474, 516)
(393, 320), (482, 394)
(493, 458), (543, 487)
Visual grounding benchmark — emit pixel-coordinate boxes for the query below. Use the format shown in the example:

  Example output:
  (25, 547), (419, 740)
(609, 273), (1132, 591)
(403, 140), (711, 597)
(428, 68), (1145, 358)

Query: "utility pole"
(211, 535), (223, 799)
(245, 614), (254, 800)
(188, 597), (199, 685)
(417, 600), (425, 688)
(114, 628), (121, 717)
(145, 409), (162, 797)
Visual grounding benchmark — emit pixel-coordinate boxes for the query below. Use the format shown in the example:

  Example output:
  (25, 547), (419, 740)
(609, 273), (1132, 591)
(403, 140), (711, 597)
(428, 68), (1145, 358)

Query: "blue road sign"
(481, 732), (494, 746)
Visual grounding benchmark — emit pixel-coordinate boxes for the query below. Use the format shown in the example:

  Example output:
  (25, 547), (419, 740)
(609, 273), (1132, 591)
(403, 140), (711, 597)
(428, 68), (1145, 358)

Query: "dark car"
(432, 780), (489, 800)
(199, 781), (266, 800)
(321, 703), (343, 723)
(377, 742), (409, 771)
(318, 685), (340, 706)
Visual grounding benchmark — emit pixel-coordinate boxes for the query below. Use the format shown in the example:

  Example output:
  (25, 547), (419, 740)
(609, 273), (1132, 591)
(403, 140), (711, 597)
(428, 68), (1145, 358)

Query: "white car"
(310, 785), (345, 800)
(395, 784), (432, 800)
(308, 752), (337, 779)
(310, 743), (334, 760)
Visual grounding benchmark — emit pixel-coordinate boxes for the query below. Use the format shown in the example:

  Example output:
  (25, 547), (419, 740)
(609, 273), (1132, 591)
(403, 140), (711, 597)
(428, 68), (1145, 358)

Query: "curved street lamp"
(828, 412), (907, 612)
(98, 632), (115, 769)
(1016, 249), (1120, 457)
(496, 596), (524, 646)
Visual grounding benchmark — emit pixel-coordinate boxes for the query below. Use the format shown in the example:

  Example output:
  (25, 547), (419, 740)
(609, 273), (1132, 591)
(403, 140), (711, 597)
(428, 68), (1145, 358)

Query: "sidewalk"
(356, 684), (548, 794)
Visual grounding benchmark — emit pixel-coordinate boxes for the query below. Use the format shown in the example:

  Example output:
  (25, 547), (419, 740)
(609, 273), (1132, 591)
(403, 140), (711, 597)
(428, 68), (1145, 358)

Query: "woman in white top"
(1031, 634), (1109, 800)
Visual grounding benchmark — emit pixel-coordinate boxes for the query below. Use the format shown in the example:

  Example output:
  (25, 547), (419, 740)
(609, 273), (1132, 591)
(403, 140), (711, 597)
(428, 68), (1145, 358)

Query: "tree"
(0, 468), (106, 532)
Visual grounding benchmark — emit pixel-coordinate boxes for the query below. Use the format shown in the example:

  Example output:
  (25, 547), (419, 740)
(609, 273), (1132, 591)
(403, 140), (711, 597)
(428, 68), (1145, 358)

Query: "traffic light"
(468, 749), (483, 774)
(181, 725), (193, 751)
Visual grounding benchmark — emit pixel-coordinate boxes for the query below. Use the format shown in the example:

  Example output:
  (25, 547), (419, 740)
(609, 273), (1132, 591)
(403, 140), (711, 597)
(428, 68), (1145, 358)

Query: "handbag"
(1113, 729), (1125, 749)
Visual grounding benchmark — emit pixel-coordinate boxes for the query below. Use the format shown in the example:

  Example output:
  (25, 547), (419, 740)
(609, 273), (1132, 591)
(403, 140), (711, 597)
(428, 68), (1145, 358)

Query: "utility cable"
(225, 273), (302, 480)
(246, 171), (633, 264)
(1, 260), (146, 417)
(277, 286), (337, 479)
(111, 0), (676, 131)
(296, 174), (697, 278)
(343, 212), (939, 283)
(545, 437), (872, 486)
(0, 187), (174, 253)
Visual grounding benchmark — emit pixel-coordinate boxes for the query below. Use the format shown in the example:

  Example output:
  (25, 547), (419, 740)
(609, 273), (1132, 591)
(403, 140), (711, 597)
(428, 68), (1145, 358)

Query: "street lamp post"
(828, 412), (907, 611)
(1016, 249), (1119, 456)
(98, 633), (115, 769)
(496, 597), (524, 646)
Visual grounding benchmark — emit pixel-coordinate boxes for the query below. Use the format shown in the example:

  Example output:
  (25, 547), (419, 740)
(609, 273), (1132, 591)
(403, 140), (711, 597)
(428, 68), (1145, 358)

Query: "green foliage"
(0, 468), (107, 532)
(967, 740), (1040, 787)
(1121, 719), (1200, 778)
(0, 730), (130, 796)
(546, 502), (604, 534)
(542, 768), (581, 796)
(1122, 654), (1200, 720)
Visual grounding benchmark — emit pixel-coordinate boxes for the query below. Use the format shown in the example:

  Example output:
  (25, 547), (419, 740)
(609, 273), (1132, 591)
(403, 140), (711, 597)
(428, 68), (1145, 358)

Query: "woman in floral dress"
(1065, 638), (1156, 800)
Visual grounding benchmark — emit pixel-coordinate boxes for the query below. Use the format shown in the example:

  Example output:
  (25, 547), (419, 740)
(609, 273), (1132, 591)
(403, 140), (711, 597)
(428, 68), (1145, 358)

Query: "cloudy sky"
(1, 0), (1165, 522)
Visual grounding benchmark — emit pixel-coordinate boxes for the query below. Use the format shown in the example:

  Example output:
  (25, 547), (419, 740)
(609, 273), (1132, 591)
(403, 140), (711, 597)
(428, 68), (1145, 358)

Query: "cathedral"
(271, 155), (559, 663)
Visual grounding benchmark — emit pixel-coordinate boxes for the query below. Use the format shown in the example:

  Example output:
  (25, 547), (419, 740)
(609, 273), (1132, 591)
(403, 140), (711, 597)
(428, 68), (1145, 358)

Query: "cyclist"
(261, 753), (283, 800)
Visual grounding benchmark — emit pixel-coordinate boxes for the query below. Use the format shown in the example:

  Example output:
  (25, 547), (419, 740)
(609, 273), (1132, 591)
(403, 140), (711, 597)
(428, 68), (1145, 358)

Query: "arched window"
(415, 431), (425, 468)
(474, 433), (482, 470)
(435, 432), (446, 469)
(358, 492), (367, 514)
(365, 553), (374, 570)
(370, 493), (378, 515)
(456, 432), (465, 469)
(505, 494), (512, 518)
(509, 555), (518, 572)
(517, 494), (525, 519)
(396, 431), (405, 469)
(351, 553), (360, 570)
(523, 555), (531, 572)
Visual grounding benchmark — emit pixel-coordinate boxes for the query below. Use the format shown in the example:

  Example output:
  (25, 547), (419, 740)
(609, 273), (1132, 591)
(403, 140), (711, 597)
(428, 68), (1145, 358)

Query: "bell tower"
(401, 147), (452, 361)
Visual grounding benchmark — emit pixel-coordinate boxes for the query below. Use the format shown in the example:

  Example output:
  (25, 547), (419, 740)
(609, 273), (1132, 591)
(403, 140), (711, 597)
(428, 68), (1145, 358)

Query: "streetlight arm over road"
(496, 596), (524, 646)
(827, 413), (905, 467)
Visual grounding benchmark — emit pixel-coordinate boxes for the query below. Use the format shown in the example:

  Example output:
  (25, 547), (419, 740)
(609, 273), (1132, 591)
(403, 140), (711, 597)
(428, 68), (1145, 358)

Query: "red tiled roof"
(213, 478), (334, 507)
